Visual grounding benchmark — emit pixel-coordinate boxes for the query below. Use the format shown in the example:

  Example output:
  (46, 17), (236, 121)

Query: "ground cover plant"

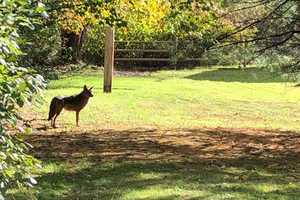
(7, 66), (300, 200)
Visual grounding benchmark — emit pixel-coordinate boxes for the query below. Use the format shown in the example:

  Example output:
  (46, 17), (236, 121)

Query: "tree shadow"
(47, 85), (135, 91)
(47, 85), (97, 90)
(185, 67), (288, 83)
(10, 127), (300, 199)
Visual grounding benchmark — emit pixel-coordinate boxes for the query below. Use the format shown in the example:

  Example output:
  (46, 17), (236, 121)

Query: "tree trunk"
(74, 27), (88, 60)
(61, 27), (88, 62)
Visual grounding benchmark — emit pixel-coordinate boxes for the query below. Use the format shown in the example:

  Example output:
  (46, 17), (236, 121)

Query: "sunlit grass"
(31, 66), (300, 131)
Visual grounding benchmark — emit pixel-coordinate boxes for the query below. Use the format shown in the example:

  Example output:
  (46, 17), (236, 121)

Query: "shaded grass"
(11, 161), (300, 200)
(185, 67), (287, 83)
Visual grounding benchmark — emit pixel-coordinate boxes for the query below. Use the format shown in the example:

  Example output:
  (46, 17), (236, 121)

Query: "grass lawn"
(28, 66), (300, 130)
(8, 66), (300, 199)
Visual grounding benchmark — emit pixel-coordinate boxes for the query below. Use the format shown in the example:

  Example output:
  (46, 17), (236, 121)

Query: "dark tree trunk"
(61, 27), (88, 62)
(74, 27), (88, 60)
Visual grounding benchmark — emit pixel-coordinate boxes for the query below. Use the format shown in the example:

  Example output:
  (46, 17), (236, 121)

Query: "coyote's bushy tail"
(48, 98), (57, 121)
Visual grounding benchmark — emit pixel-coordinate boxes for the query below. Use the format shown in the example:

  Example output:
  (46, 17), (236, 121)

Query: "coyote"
(48, 85), (94, 128)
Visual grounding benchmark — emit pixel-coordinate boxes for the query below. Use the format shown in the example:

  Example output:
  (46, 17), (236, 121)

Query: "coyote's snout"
(48, 85), (93, 128)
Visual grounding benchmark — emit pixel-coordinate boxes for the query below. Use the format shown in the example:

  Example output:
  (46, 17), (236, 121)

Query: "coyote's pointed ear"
(89, 86), (94, 91)
(83, 85), (88, 90)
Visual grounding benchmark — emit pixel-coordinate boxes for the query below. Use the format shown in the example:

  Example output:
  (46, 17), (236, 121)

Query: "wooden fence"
(103, 27), (206, 92)
(114, 40), (203, 66)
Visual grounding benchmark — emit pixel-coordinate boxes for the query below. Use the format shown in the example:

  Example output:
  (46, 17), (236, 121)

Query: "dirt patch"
(114, 70), (151, 77)
(27, 122), (300, 168)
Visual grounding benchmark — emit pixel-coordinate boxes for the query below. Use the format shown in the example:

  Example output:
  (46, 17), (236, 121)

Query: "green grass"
(32, 66), (300, 130)
(9, 66), (300, 200)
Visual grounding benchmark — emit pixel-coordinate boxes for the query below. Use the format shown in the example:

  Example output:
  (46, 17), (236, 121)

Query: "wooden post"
(174, 37), (178, 68)
(103, 26), (114, 93)
(170, 38), (178, 69)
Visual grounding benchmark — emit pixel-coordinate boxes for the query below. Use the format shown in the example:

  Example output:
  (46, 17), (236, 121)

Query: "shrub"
(0, 0), (46, 198)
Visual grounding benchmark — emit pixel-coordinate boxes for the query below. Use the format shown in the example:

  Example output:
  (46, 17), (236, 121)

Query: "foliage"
(20, 0), (240, 67)
(117, 0), (171, 41)
(105, 0), (232, 65)
(221, 0), (300, 72)
(116, 0), (228, 41)
(0, 0), (46, 197)
(81, 25), (106, 65)
(203, 43), (258, 67)
(22, 22), (61, 67)
(21, 0), (300, 69)
(47, 0), (124, 34)
(209, 1), (261, 67)
(39, 0), (125, 62)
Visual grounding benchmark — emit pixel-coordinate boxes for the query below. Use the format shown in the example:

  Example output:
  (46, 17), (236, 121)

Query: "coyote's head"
(83, 85), (94, 97)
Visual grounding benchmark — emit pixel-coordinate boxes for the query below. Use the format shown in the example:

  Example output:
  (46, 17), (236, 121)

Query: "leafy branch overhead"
(220, 0), (300, 52)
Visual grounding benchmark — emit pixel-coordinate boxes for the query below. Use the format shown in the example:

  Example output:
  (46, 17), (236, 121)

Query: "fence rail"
(115, 40), (173, 44)
(115, 58), (171, 61)
(114, 40), (203, 65)
(116, 49), (169, 53)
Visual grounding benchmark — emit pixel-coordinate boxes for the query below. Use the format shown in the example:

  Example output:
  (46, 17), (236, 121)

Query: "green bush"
(81, 25), (105, 65)
(0, 0), (46, 198)
(20, 21), (61, 77)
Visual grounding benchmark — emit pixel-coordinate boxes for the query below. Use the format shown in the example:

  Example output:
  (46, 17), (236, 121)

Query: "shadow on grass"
(10, 127), (300, 199)
(185, 67), (288, 83)
(47, 85), (135, 92)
